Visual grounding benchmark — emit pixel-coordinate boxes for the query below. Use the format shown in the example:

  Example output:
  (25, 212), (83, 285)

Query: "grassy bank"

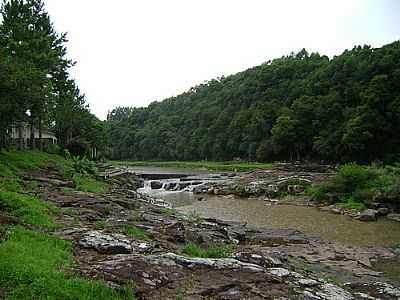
(0, 150), (133, 299)
(309, 163), (400, 209)
(111, 160), (274, 172)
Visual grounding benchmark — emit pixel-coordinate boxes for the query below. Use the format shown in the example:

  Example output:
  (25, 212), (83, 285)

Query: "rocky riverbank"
(8, 165), (398, 299)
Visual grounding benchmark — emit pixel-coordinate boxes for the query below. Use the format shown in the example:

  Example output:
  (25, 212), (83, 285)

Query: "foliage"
(0, 190), (58, 229)
(0, 0), (106, 152)
(112, 160), (273, 172)
(310, 164), (400, 207)
(182, 243), (234, 258)
(119, 225), (149, 241)
(186, 211), (203, 224)
(72, 175), (108, 194)
(106, 42), (400, 164)
(0, 226), (135, 300)
(72, 156), (97, 175)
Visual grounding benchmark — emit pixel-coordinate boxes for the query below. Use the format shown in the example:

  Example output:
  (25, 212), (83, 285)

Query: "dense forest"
(106, 41), (400, 163)
(0, 0), (105, 152)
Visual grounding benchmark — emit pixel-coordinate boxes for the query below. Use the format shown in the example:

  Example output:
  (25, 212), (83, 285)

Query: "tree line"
(0, 0), (105, 154)
(106, 42), (400, 163)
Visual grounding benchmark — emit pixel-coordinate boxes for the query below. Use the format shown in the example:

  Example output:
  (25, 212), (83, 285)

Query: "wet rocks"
(387, 213), (400, 222)
(150, 181), (163, 189)
(234, 251), (283, 267)
(357, 209), (378, 222)
(79, 231), (133, 254)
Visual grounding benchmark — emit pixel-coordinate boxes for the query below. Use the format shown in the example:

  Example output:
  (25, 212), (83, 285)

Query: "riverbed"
(134, 167), (400, 247)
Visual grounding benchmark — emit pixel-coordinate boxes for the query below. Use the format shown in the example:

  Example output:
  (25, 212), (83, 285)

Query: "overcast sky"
(44, 0), (400, 120)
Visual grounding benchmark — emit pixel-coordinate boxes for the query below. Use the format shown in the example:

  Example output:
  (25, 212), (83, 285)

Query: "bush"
(182, 243), (234, 258)
(66, 139), (89, 157)
(309, 163), (400, 207)
(45, 144), (61, 155)
(72, 156), (97, 175)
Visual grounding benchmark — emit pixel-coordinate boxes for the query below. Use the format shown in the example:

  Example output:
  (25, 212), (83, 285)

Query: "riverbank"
(1, 152), (400, 299)
(111, 160), (274, 172)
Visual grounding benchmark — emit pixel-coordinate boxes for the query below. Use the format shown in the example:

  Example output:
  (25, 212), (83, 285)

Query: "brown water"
(130, 165), (400, 247)
(168, 194), (400, 247)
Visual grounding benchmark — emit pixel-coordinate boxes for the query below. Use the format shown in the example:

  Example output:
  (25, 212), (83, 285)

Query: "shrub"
(182, 243), (234, 258)
(72, 156), (97, 175)
(66, 139), (90, 157)
(120, 225), (149, 241)
(309, 163), (400, 207)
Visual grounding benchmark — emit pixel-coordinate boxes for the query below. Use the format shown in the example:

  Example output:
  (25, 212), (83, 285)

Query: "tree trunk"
(30, 116), (36, 150)
(39, 115), (43, 151)
(18, 124), (23, 150)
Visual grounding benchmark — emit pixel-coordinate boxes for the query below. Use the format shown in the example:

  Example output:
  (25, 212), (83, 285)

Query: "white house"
(10, 125), (57, 149)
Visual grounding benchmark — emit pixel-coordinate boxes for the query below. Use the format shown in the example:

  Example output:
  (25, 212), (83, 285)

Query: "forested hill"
(106, 41), (400, 163)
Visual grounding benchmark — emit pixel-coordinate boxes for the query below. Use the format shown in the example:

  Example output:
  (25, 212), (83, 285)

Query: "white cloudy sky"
(44, 0), (400, 120)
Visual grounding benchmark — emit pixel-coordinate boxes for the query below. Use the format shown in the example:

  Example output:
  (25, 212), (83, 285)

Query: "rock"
(267, 268), (291, 278)
(193, 184), (209, 194)
(150, 181), (163, 189)
(163, 182), (177, 191)
(234, 251), (282, 268)
(79, 231), (133, 254)
(331, 208), (342, 215)
(387, 213), (400, 222)
(357, 209), (377, 222)
(316, 283), (354, 300)
(376, 207), (389, 216)
(298, 279), (319, 287)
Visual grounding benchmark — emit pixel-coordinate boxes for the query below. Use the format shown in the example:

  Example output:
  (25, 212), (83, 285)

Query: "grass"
(186, 211), (203, 224)
(182, 243), (234, 258)
(73, 175), (108, 193)
(111, 160), (274, 172)
(309, 163), (400, 208)
(0, 226), (135, 300)
(120, 225), (149, 241)
(0, 150), (72, 178)
(0, 190), (58, 229)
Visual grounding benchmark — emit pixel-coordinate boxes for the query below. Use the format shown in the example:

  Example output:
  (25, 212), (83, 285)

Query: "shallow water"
(131, 165), (400, 247)
(176, 195), (400, 247)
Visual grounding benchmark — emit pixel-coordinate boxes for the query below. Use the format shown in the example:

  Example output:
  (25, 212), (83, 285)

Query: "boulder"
(79, 231), (133, 254)
(376, 207), (390, 216)
(387, 213), (400, 222)
(150, 181), (163, 189)
(357, 209), (378, 222)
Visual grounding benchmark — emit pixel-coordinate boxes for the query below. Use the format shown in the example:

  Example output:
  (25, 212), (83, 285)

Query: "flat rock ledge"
(80, 253), (361, 300)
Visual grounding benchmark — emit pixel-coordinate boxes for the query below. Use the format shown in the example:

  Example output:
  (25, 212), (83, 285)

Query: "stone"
(234, 251), (282, 268)
(150, 181), (163, 189)
(376, 207), (389, 216)
(267, 268), (291, 278)
(79, 231), (132, 254)
(387, 213), (400, 222)
(357, 209), (377, 222)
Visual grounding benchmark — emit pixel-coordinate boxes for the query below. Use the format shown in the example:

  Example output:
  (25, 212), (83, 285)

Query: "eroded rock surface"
(22, 167), (400, 300)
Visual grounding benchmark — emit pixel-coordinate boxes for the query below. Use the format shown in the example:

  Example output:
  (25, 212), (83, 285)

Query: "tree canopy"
(0, 0), (105, 153)
(106, 42), (400, 163)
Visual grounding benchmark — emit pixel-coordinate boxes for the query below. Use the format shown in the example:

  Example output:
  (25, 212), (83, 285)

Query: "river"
(134, 166), (400, 247)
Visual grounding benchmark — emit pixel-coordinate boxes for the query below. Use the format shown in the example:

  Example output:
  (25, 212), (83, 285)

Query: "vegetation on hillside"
(0, 151), (132, 299)
(106, 42), (400, 164)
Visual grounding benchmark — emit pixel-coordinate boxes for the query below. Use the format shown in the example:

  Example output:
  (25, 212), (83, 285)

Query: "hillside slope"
(106, 41), (400, 163)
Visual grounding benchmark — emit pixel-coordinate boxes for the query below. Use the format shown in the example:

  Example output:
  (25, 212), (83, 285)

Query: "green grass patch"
(120, 225), (149, 241)
(111, 160), (273, 172)
(0, 190), (58, 229)
(182, 243), (234, 258)
(73, 175), (108, 193)
(309, 163), (400, 208)
(0, 226), (135, 300)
